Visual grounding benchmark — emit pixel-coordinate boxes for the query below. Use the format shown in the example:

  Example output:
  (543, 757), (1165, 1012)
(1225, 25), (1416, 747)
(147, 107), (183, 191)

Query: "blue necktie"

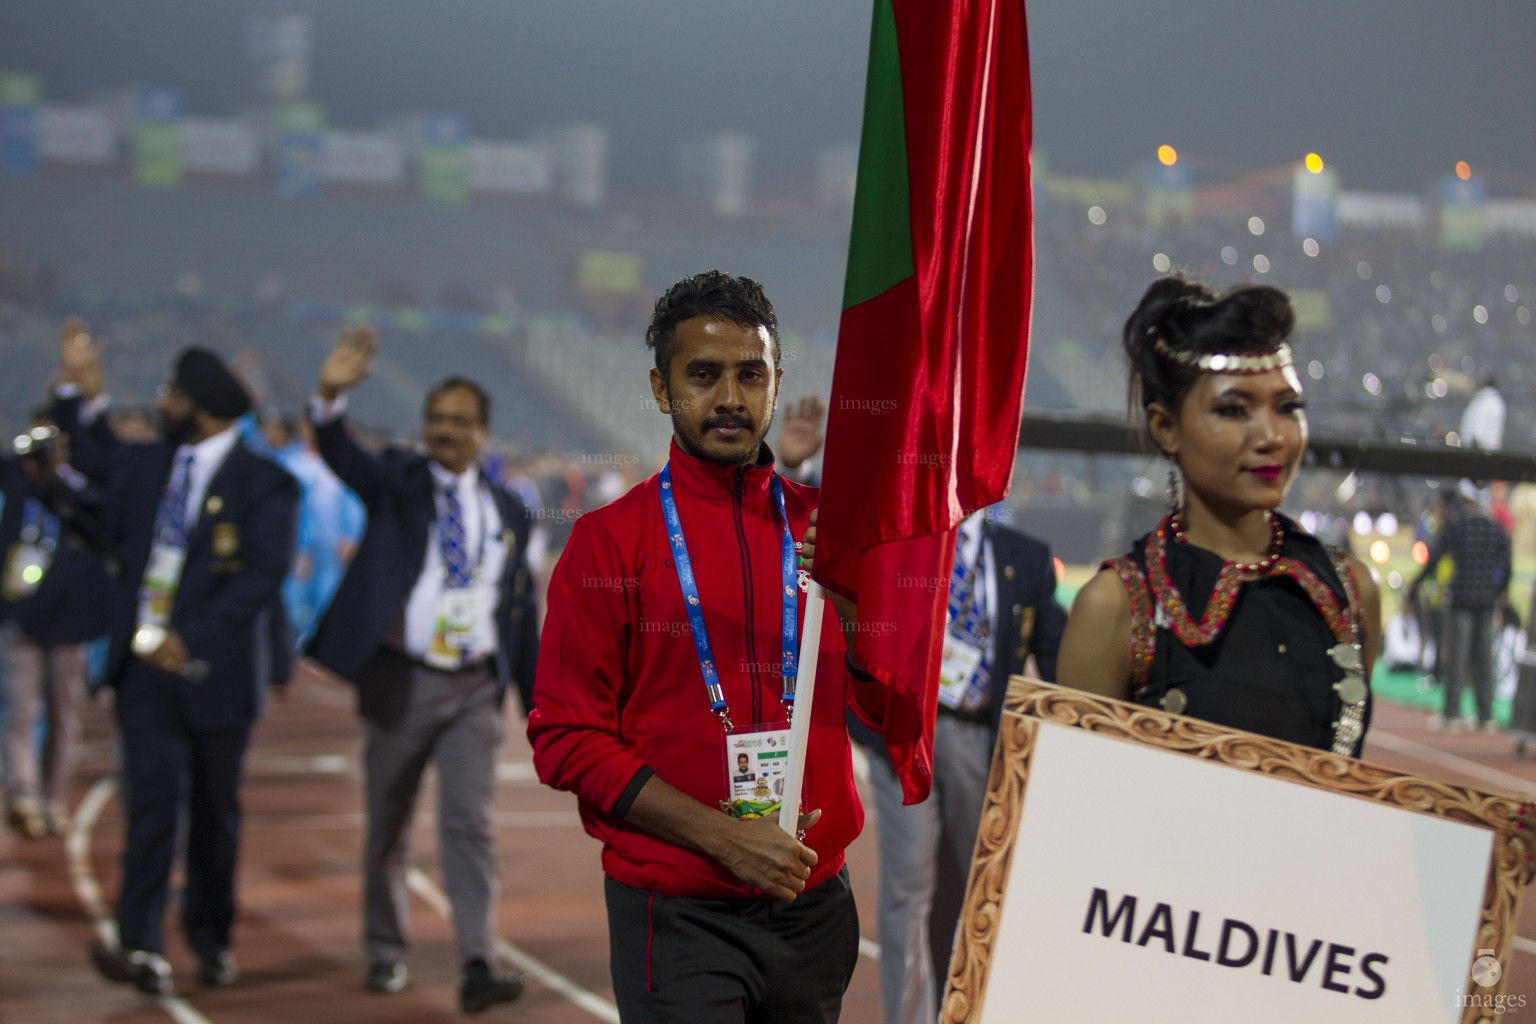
(154, 451), (195, 548)
(440, 484), (472, 588)
(946, 526), (992, 708)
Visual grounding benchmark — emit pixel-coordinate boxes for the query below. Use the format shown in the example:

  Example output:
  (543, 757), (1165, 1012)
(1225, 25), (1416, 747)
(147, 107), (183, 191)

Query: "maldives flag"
(815, 0), (1034, 803)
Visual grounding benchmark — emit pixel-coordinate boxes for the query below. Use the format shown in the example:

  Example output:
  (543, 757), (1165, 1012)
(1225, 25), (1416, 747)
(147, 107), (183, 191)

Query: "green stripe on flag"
(841, 0), (914, 311)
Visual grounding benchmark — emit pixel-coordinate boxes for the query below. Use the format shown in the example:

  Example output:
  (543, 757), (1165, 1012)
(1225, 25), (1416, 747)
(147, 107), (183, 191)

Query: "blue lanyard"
(658, 462), (799, 728)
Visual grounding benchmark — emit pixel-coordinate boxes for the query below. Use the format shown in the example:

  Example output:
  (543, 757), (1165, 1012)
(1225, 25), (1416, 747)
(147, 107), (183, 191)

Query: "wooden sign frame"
(940, 678), (1531, 1024)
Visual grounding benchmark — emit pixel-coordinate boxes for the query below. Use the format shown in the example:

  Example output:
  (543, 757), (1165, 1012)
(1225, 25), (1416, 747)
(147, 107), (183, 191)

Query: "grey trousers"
(1, 623), (87, 808)
(359, 650), (503, 967)
(867, 714), (994, 1024)
(1446, 607), (1496, 724)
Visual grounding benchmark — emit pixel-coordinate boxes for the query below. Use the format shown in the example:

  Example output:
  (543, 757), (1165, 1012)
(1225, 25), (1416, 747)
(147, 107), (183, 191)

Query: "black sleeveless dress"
(1106, 514), (1371, 756)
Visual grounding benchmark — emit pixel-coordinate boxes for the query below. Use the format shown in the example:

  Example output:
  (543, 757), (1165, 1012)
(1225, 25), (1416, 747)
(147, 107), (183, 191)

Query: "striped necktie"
(440, 483), (472, 588)
(154, 451), (196, 548)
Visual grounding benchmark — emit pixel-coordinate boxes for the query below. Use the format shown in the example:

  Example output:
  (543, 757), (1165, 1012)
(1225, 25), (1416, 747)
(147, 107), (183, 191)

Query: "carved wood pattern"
(940, 678), (1531, 1024)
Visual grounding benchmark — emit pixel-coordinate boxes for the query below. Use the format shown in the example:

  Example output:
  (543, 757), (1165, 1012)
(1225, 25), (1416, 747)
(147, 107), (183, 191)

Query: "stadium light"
(1304, 152), (1324, 174)
(1157, 145), (1177, 167)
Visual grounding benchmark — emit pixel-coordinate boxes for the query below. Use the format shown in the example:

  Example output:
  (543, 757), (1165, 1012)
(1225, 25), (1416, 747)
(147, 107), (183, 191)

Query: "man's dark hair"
(424, 376), (492, 426)
(645, 271), (780, 375)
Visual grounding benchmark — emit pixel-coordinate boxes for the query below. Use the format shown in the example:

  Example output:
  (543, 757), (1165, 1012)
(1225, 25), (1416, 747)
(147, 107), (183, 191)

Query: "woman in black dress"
(1057, 274), (1381, 756)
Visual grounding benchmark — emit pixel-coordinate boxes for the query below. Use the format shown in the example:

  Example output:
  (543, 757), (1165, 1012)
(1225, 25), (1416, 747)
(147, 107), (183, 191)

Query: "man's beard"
(670, 405), (774, 466)
(157, 410), (195, 445)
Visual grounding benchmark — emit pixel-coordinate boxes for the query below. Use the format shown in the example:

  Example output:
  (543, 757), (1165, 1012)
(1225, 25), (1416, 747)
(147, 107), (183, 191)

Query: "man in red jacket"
(529, 271), (887, 1022)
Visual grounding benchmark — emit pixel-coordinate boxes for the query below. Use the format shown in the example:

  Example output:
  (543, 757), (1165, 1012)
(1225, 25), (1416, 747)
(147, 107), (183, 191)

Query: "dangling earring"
(1166, 455), (1181, 515)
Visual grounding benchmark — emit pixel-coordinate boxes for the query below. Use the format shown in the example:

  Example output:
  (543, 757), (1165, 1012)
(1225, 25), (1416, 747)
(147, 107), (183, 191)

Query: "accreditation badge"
(1, 542), (52, 601)
(137, 542), (188, 627)
(722, 722), (793, 819)
(937, 631), (985, 709)
(426, 584), (491, 669)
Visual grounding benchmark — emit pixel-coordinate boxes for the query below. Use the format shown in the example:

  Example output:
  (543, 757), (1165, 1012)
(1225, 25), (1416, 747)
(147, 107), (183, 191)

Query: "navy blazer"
(104, 442), (297, 728)
(51, 398), (299, 728)
(306, 417), (538, 713)
(981, 519), (1068, 732)
(0, 457), (112, 645)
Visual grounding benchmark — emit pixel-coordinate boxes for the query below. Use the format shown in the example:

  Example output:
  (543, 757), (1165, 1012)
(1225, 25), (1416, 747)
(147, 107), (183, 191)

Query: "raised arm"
(311, 326), (386, 505)
(51, 316), (117, 482)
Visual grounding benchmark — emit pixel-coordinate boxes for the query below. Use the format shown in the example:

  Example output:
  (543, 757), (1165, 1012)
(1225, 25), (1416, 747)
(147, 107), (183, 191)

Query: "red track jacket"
(529, 440), (887, 898)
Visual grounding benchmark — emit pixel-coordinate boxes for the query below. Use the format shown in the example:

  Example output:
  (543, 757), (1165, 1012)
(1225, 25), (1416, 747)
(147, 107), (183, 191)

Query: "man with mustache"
(306, 327), (535, 1014)
(529, 271), (887, 1023)
(48, 323), (298, 996)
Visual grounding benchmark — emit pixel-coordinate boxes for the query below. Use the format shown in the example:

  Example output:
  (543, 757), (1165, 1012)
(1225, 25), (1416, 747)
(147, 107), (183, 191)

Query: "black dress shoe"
(89, 940), (173, 995)
(198, 951), (239, 987)
(364, 961), (408, 994)
(459, 959), (527, 1014)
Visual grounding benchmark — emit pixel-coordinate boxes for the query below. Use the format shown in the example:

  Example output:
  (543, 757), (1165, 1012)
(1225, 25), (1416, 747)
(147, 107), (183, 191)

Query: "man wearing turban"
(49, 320), (299, 996)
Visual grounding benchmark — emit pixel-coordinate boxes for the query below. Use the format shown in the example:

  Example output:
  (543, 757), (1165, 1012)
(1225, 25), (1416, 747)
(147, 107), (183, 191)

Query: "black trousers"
(606, 868), (860, 1024)
(114, 662), (252, 959)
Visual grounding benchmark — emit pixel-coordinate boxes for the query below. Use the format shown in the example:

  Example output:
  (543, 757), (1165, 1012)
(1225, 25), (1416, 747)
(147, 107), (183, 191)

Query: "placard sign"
(943, 681), (1529, 1024)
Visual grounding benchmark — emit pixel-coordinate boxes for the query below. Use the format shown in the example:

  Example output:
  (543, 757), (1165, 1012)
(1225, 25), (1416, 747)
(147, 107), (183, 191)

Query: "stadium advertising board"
(134, 88), (181, 188)
(466, 139), (552, 196)
(180, 117), (259, 177)
(37, 104), (114, 166)
(0, 72), (41, 174)
(320, 129), (405, 187)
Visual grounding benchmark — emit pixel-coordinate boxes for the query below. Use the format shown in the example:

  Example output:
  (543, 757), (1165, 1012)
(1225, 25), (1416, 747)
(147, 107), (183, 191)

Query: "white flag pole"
(778, 579), (826, 835)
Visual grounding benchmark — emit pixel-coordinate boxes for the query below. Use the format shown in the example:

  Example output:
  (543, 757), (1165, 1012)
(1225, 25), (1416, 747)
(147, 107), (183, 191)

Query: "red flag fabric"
(815, 0), (1034, 804)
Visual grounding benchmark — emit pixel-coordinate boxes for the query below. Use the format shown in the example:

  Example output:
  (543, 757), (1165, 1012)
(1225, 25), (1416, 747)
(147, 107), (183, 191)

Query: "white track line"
(405, 868), (620, 1022)
(68, 777), (215, 1024)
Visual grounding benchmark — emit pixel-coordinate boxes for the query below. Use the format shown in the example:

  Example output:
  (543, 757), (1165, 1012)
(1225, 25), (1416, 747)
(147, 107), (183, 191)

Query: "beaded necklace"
(1168, 512), (1285, 576)
(1146, 513), (1353, 648)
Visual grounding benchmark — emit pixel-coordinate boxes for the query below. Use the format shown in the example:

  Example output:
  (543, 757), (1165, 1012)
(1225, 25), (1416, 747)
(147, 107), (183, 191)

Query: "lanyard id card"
(722, 722), (793, 819)
(426, 584), (489, 669)
(137, 542), (187, 627)
(1, 541), (52, 601)
(937, 631), (986, 710)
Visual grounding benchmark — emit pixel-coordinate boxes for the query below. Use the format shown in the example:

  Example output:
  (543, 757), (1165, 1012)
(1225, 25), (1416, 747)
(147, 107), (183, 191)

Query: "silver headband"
(1152, 336), (1294, 375)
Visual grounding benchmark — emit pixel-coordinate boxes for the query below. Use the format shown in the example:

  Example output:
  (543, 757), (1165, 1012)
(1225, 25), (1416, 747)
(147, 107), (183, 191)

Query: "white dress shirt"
(398, 462), (506, 665)
(172, 425), (241, 532)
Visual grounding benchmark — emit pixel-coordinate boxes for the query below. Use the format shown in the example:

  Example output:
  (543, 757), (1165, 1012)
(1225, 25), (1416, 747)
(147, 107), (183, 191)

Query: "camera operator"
(1, 412), (110, 838)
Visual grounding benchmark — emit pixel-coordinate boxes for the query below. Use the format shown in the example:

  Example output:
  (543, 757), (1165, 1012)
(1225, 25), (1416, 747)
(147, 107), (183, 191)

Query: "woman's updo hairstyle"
(1122, 273), (1296, 430)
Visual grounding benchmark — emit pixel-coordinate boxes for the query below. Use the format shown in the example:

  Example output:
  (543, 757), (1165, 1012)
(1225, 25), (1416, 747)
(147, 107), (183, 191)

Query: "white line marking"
(69, 777), (214, 1024)
(406, 868), (620, 1023)
(495, 761), (540, 782)
(859, 937), (881, 962)
(1367, 730), (1536, 796)
(245, 753), (352, 774)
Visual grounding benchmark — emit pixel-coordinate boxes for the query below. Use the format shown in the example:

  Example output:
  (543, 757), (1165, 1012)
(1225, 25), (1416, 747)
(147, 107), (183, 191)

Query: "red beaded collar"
(1146, 513), (1354, 649)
